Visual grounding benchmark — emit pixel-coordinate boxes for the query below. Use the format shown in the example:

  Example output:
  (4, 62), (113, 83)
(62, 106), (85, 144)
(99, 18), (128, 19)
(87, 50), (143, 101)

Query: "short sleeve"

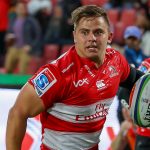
(138, 58), (150, 73)
(28, 64), (63, 109)
(119, 53), (130, 82)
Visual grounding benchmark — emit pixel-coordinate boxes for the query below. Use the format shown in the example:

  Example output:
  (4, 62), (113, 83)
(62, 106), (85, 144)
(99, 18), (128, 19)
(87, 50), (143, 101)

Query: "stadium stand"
(120, 9), (137, 27)
(81, 0), (108, 6)
(60, 44), (74, 54)
(107, 9), (120, 26)
(113, 22), (126, 45)
(27, 56), (43, 75)
(43, 44), (59, 63)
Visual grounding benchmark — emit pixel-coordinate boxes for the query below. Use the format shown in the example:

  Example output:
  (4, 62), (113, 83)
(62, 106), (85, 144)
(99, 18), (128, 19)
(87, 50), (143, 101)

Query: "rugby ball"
(129, 73), (150, 127)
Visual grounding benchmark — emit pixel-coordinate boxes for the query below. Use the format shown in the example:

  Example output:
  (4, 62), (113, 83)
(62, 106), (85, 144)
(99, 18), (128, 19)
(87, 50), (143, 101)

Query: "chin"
(86, 52), (98, 58)
(87, 54), (98, 60)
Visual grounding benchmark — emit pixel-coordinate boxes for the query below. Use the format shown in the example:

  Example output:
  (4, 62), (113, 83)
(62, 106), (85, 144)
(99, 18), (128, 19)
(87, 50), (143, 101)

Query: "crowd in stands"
(0, 0), (150, 74)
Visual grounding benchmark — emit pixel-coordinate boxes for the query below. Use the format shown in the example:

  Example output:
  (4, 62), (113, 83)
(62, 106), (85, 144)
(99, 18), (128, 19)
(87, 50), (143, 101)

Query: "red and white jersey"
(28, 46), (130, 150)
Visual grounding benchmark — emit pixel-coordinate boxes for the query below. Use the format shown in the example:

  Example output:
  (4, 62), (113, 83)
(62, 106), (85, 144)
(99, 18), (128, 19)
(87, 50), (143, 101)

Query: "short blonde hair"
(71, 5), (110, 30)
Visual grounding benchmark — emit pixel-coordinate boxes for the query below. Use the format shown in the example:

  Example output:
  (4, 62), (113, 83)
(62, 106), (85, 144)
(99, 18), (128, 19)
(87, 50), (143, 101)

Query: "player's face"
(73, 17), (113, 64)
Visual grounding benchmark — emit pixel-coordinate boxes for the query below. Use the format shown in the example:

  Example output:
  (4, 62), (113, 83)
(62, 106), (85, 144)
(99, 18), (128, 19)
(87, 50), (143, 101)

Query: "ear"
(73, 31), (77, 43)
(108, 32), (113, 44)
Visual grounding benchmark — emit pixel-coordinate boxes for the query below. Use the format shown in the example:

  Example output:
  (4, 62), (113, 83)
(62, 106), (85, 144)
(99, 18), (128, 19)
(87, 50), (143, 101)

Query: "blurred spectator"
(136, 0), (150, 19)
(27, 0), (52, 15)
(5, 1), (41, 74)
(58, 0), (82, 19)
(30, 0), (52, 36)
(0, 0), (9, 67)
(57, 0), (82, 43)
(30, 0), (52, 55)
(34, 10), (50, 40)
(123, 26), (147, 68)
(8, 1), (17, 29)
(136, 12), (150, 57)
(104, 0), (138, 10)
(141, 30), (150, 57)
(44, 4), (73, 45)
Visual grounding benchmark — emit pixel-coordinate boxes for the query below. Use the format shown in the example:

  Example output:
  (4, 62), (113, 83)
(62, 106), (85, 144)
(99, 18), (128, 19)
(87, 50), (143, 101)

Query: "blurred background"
(0, 0), (150, 75)
(0, 0), (150, 150)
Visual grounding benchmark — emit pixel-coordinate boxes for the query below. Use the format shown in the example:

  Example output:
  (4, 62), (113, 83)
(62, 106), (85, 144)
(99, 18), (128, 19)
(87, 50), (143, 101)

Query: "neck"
(91, 56), (104, 68)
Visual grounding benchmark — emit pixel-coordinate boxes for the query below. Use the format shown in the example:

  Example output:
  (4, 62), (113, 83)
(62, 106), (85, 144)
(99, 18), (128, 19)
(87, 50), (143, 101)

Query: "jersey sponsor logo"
(84, 65), (95, 77)
(96, 80), (106, 90)
(48, 98), (113, 123)
(33, 68), (57, 96)
(76, 103), (108, 121)
(62, 62), (74, 73)
(73, 78), (89, 87)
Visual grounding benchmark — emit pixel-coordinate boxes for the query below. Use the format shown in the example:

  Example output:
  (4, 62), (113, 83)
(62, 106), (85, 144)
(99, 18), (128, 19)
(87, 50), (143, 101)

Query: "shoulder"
(51, 46), (76, 75)
(106, 47), (129, 68)
(106, 47), (123, 59)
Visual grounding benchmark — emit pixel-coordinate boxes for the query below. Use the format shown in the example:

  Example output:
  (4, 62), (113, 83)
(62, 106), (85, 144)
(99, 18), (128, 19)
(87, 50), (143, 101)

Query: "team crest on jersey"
(33, 68), (57, 96)
(96, 80), (106, 90)
(109, 66), (118, 77)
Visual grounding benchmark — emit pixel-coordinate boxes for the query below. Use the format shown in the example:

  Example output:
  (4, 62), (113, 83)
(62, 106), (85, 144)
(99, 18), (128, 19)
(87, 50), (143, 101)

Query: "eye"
(94, 30), (103, 36)
(81, 30), (88, 36)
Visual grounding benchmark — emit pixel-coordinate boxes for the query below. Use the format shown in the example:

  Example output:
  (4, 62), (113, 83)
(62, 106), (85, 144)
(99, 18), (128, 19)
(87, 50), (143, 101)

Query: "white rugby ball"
(129, 73), (150, 127)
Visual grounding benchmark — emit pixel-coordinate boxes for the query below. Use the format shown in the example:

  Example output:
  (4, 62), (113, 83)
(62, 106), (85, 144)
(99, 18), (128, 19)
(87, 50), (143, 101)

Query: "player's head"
(71, 5), (113, 64)
(124, 26), (142, 50)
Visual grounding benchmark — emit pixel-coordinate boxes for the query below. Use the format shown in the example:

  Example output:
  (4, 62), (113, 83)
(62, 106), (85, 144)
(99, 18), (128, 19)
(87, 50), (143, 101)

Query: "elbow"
(8, 106), (27, 120)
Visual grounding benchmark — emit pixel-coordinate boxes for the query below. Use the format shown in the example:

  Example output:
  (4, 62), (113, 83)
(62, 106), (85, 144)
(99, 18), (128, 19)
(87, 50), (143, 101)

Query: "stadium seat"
(51, 0), (57, 6)
(107, 9), (120, 26)
(113, 22), (126, 45)
(120, 9), (136, 27)
(60, 44), (74, 55)
(27, 56), (43, 74)
(81, 0), (108, 6)
(43, 44), (59, 62)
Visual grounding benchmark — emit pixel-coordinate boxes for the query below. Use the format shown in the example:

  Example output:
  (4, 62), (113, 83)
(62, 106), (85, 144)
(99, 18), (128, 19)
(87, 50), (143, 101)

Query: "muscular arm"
(120, 66), (144, 90)
(6, 83), (45, 150)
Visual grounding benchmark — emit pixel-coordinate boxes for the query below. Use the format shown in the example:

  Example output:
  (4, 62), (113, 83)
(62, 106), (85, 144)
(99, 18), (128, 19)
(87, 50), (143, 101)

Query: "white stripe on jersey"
(47, 97), (114, 123)
(43, 128), (101, 150)
(51, 51), (68, 64)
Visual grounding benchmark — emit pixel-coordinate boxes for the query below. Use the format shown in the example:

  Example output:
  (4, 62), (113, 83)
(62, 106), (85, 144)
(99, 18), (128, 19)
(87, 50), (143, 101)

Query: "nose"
(88, 32), (96, 41)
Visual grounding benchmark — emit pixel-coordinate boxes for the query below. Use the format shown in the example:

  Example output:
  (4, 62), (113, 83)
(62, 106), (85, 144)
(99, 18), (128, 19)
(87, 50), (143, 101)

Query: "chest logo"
(109, 66), (118, 77)
(96, 80), (106, 90)
(73, 78), (89, 87)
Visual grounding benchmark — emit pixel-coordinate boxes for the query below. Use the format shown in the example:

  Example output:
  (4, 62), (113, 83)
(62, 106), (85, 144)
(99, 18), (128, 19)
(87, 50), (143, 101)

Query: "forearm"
(6, 107), (27, 150)
(111, 131), (127, 150)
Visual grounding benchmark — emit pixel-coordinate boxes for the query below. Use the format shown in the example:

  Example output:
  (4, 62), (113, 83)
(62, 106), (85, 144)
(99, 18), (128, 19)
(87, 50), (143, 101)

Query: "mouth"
(86, 45), (98, 52)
